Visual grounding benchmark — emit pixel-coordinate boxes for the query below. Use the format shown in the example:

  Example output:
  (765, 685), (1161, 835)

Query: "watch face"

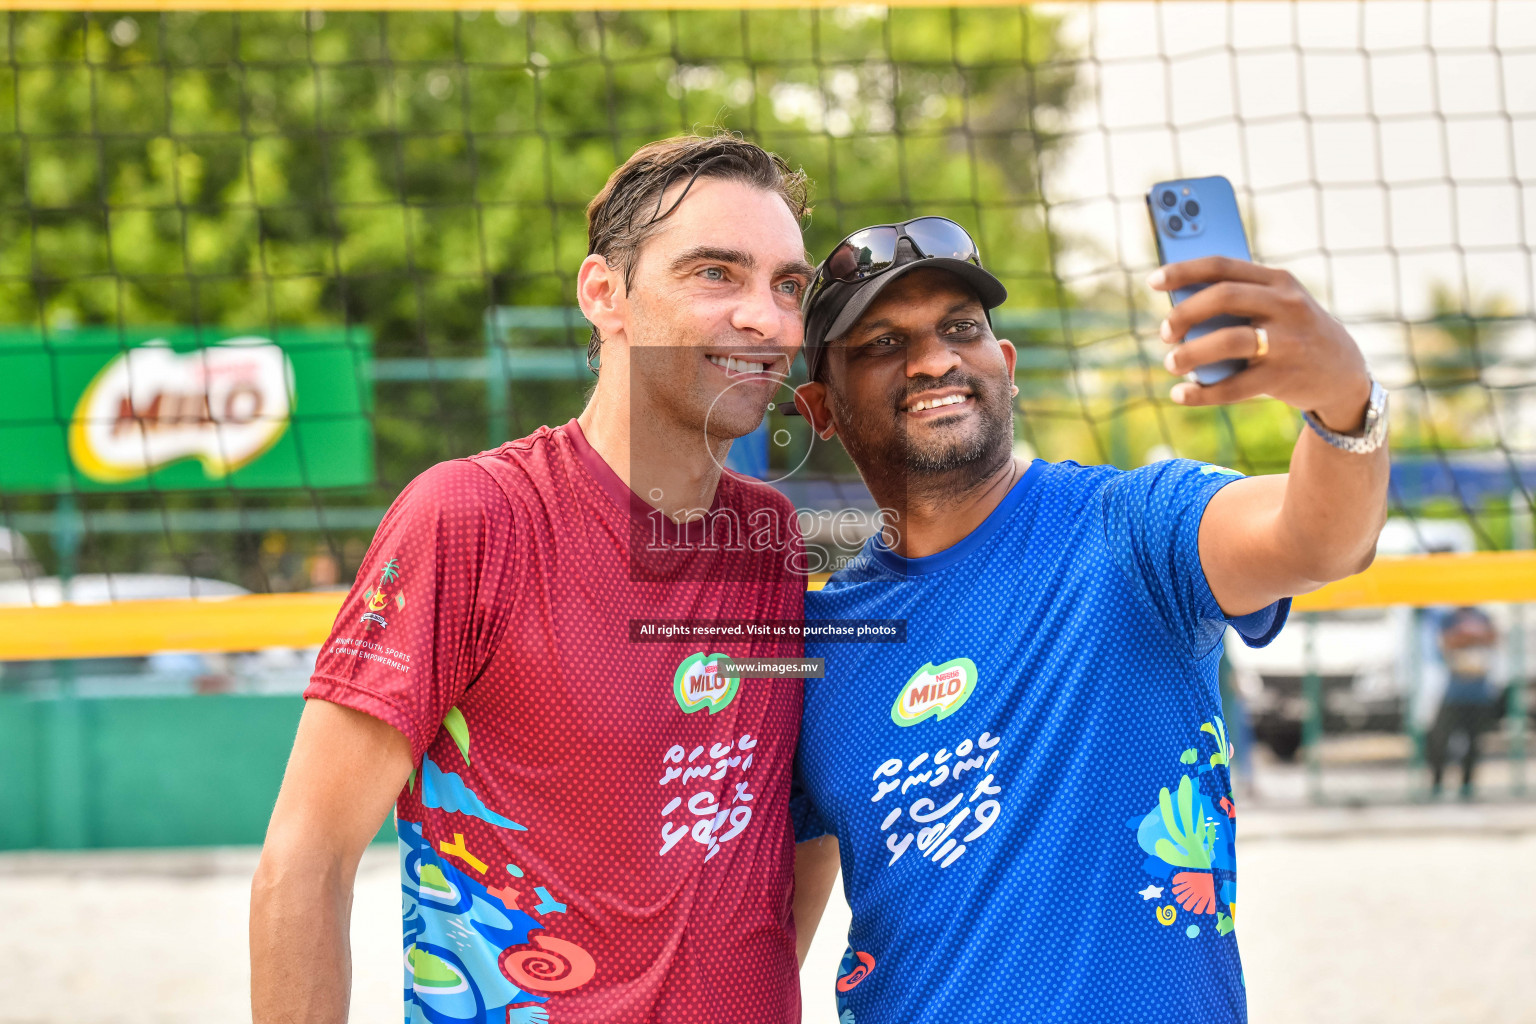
(1361, 380), (1389, 449)
(1369, 381), (1389, 426)
(1304, 378), (1388, 453)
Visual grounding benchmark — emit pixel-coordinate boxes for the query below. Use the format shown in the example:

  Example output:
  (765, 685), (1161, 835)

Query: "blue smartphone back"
(1146, 175), (1252, 385)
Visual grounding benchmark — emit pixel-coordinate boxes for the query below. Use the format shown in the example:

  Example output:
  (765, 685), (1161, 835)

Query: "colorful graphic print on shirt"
(832, 948), (876, 1024)
(1126, 716), (1239, 940)
(399, 710), (595, 1024)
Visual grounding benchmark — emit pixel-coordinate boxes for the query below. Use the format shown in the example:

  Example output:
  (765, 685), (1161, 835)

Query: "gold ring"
(1253, 325), (1270, 360)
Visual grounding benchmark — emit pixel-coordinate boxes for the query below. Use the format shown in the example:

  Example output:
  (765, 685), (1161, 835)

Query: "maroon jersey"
(307, 419), (805, 1024)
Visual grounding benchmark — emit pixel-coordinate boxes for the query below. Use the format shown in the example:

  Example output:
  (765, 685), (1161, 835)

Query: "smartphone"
(1146, 175), (1251, 385)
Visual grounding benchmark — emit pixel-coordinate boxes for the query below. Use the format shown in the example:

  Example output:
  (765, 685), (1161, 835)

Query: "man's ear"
(998, 337), (1019, 396)
(794, 381), (838, 441)
(577, 254), (626, 347)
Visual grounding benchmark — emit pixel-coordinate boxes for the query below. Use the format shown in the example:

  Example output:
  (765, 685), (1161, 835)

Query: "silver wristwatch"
(1302, 377), (1389, 454)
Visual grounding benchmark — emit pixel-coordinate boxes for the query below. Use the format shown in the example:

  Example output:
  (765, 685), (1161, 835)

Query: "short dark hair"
(584, 132), (811, 370)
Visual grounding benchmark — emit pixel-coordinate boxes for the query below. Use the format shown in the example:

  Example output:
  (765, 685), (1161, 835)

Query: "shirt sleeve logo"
(360, 556), (404, 630)
(891, 657), (977, 726)
(672, 652), (741, 714)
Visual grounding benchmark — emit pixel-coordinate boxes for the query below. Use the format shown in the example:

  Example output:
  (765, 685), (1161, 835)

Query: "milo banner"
(0, 328), (373, 493)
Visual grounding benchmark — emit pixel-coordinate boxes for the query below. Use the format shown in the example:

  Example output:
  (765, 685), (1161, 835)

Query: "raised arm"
(1153, 256), (1390, 616)
(250, 699), (413, 1024)
(793, 835), (841, 966)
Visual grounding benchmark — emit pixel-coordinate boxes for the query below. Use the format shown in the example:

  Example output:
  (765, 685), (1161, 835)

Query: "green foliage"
(2, 8), (1089, 586)
(1394, 283), (1523, 461)
(1, 9), (1075, 339)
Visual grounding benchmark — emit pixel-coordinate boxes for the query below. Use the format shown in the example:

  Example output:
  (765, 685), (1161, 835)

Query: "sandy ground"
(3, 806), (1535, 1024)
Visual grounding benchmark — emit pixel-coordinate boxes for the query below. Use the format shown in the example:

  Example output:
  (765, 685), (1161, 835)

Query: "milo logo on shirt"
(891, 657), (977, 726)
(673, 652), (741, 714)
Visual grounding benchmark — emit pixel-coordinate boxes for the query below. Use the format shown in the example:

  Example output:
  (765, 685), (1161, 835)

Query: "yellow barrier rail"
(1, 551), (1534, 660)
(0, 591), (348, 662)
(1289, 551), (1536, 613)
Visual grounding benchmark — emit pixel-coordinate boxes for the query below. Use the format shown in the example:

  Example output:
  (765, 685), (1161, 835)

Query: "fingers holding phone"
(1151, 263), (1372, 429)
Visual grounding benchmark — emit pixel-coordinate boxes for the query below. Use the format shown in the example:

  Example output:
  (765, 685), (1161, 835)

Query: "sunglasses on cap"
(802, 216), (983, 313)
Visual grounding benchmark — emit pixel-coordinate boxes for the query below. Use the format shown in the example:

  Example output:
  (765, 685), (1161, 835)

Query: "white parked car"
(0, 572), (247, 606)
(1225, 517), (1533, 759)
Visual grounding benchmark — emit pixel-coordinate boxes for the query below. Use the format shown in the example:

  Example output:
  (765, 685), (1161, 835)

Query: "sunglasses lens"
(904, 217), (979, 264)
(827, 226), (899, 282)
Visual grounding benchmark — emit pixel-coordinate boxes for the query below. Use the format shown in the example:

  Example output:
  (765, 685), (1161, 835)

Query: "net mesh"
(0, 1), (1533, 597)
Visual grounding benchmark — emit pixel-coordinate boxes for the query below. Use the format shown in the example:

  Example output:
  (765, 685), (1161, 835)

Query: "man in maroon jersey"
(250, 134), (817, 1024)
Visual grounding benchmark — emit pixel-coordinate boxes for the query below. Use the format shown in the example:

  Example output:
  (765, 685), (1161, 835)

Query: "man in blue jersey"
(786, 217), (1389, 1021)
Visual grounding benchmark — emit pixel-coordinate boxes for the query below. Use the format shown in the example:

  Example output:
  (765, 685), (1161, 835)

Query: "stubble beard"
(829, 369), (1015, 491)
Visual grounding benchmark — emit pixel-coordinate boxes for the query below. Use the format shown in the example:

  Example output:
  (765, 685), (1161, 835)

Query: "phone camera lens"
(1160, 190), (1177, 208)
(1182, 199), (1200, 218)
(1167, 214), (1184, 232)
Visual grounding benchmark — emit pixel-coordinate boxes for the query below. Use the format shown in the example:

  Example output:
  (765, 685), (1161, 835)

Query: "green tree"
(1, 8), (1082, 584)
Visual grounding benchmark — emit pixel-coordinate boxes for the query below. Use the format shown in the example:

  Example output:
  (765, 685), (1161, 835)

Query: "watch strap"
(1302, 378), (1389, 454)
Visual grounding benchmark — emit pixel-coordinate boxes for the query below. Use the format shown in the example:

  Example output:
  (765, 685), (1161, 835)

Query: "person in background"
(1426, 605), (1500, 799)
(304, 546), (342, 590)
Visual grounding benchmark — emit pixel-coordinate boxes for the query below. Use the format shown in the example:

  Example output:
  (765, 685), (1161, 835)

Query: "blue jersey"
(793, 458), (1288, 1023)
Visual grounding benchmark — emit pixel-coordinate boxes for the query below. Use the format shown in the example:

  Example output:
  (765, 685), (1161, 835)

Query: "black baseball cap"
(800, 217), (1007, 384)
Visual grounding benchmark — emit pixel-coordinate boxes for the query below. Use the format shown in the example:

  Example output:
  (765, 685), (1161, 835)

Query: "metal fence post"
(1406, 606), (1427, 800)
(1303, 611), (1323, 803)
(44, 493), (88, 849)
(485, 309), (511, 449)
(1511, 491), (1531, 797)
(1511, 602), (1528, 797)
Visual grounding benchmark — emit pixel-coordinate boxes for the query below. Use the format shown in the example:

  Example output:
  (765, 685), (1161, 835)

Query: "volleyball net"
(0, 4), (1532, 799)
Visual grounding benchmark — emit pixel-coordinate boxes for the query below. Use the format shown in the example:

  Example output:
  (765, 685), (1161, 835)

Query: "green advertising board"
(0, 328), (373, 493)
